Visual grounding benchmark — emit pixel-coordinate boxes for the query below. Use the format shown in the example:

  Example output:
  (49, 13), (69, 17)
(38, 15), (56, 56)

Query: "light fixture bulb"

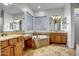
(23, 8), (27, 11)
(38, 6), (40, 8)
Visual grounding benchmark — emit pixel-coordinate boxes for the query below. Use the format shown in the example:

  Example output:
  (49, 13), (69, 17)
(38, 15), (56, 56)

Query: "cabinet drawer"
(9, 38), (17, 45)
(1, 46), (11, 56)
(17, 36), (24, 42)
(1, 40), (8, 48)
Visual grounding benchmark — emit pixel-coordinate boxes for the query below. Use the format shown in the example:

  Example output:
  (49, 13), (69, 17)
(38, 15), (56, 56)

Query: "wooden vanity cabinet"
(1, 36), (24, 56)
(50, 33), (67, 44)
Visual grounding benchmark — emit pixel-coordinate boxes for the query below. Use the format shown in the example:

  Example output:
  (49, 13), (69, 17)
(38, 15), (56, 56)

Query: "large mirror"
(49, 16), (67, 31)
(0, 3), (24, 32)
(0, 3), (67, 32)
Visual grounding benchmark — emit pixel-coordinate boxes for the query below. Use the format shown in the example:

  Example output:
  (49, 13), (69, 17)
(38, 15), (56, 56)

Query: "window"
(26, 12), (33, 31)
(34, 16), (49, 31)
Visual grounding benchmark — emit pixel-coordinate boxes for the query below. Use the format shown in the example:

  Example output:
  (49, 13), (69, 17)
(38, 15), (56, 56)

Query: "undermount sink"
(0, 34), (7, 37)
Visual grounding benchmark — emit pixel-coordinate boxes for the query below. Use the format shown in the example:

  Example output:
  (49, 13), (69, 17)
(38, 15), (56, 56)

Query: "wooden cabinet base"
(50, 33), (67, 44)
(1, 46), (13, 56)
(1, 36), (24, 56)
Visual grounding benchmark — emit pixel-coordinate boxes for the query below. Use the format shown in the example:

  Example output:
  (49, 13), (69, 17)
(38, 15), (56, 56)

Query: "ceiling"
(27, 3), (65, 11)
(0, 3), (24, 15)
(0, 3), (65, 14)
(5, 4), (24, 14)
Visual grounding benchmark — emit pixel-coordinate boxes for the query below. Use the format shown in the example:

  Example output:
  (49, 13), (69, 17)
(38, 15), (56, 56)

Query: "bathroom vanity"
(50, 32), (67, 44)
(0, 33), (33, 56)
(0, 35), (24, 56)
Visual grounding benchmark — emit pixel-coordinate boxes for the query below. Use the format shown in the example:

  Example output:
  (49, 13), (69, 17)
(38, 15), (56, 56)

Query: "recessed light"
(23, 8), (27, 11)
(38, 6), (40, 8)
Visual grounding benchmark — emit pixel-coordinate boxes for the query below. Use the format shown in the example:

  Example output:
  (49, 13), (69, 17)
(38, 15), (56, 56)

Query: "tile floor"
(23, 44), (76, 56)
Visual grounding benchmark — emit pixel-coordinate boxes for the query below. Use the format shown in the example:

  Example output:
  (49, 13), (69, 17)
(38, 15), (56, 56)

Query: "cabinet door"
(14, 42), (23, 56)
(1, 40), (8, 48)
(50, 34), (55, 43)
(54, 34), (61, 43)
(17, 36), (24, 42)
(1, 46), (13, 56)
(9, 38), (17, 45)
(61, 34), (67, 43)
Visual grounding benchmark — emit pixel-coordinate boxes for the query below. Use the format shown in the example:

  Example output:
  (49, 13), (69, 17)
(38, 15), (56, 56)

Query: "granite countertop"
(49, 31), (67, 33)
(0, 35), (22, 41)
(33, 31), (67, 34)
(0, 34), (33, 41)
(0, 31), (66, 41)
